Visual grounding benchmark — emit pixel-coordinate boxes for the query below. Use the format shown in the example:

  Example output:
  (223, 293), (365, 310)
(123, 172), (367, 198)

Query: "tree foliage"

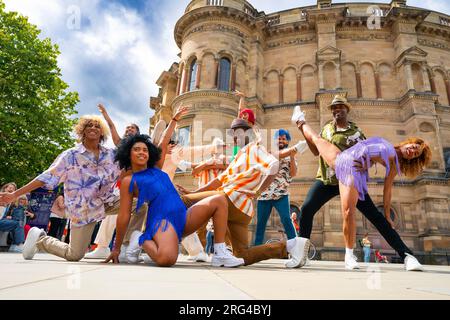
(0, 1), (79, 187)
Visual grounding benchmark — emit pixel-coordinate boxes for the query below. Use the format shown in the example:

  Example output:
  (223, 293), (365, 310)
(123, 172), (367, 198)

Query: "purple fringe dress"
(335, 137), (401, 201)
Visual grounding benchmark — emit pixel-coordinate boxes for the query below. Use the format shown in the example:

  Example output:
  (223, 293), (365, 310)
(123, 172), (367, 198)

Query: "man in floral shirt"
(0, 115), (121, 262)
(254, 129), (305, 245)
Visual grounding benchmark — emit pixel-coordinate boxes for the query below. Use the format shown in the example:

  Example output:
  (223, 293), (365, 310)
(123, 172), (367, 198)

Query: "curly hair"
(1, 182), (17, 192)
(395, 137), (432, 178)
(115, 134), (162, 170)
(74, 115), (110, 144)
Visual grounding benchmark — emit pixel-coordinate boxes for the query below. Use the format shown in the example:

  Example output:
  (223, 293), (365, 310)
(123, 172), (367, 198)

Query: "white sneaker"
(293, 140), (308, 154)
(304, 258), (311, 267)
(291, 106), (306, 124)
(345, 254), (360, 270)
(141, 254), (153, 264)
(118, 244), (128, 263)
(22, 227), (46, 260)
(211, 250), (244, 268)
(8, 244), (24, 253)
(193, 251), (208, 262)
(84, 246), (111, 259)
(404, 253), (424, 271)
(126, 231), (143, 264)
(285, 237), (310, 268)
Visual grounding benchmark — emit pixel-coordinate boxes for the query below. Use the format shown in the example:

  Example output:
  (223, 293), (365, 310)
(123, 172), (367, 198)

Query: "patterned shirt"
(259, 157), (296, 201)
(217, 142), (278, 217)
(317, 121), (366, 185)
(37, 143), (120, 227)
(195, 155), (227, 188)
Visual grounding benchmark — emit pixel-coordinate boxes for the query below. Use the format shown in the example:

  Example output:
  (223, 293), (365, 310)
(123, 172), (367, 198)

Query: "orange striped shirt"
(217, 142), (278, 217)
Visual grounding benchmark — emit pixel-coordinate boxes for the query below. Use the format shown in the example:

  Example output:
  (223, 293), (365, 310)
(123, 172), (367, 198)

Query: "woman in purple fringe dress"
(291, 106), (432, 269)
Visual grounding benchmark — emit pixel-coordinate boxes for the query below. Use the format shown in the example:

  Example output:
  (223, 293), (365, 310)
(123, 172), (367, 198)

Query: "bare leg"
(141, 222), (179, 267)
(338, 182), (359, 249)
(296, 121), (341, 168)
(182, 194), (228, 244)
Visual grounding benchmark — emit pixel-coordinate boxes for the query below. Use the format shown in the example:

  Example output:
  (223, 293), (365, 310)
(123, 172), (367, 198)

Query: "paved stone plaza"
(0, 253), (449, 300)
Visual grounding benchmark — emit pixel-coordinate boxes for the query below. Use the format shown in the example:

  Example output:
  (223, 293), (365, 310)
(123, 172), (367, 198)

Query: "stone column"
(404, 63), (414, 91)
(445, 79), (450, 105)
(375, 72), (382, 99)
(279, 75), (284, 104)
(355, 71), (363, 98)
(176, 70), (182, 96)
(195, 61), (202, 89)
(335, 63), (342, 89)
(297, 74), (302, 102)
(180, 68), (188, 94)
(318, 64), (324, 90)
(422, 66), (431, 92)
(429, 75), (437, 94)
(231, 64), (237, 91)
(214, 59), (219, 88)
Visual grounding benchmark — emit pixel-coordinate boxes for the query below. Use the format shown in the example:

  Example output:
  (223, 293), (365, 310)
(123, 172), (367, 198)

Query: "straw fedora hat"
(328, 95), (352, 111)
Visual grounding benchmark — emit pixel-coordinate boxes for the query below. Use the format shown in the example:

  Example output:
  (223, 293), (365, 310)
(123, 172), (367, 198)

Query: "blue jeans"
(254, 195), (297, 246)
(363, 246), (371, 263)
(205, 231), (214, 254)
(0, 219), (25, 244)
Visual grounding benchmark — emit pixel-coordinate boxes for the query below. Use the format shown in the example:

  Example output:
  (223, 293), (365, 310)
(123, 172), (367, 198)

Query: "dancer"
(292, 102), (431, 270)
(0, 115), (121, 261)
(254, 129), (305, 245)
(177, 118), (310, 268)
(104, 133), (244, 268)
(85, 104), (149, 260)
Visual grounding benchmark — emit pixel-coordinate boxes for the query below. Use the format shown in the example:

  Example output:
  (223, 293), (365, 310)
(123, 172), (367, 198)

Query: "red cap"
(239, 108), (256, 125)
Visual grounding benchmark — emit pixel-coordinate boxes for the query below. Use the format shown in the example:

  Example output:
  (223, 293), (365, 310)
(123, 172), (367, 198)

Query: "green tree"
(0, 1), (79, 187)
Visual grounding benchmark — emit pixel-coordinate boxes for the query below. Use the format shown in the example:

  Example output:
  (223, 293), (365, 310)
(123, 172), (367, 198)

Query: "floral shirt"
(258, 157), (296, 201)
(218, 142), (278, 217)
(37, 143), (120, 227)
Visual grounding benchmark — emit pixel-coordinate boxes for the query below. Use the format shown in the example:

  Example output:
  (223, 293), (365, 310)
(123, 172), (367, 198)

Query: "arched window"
(188, 59), (198, 92)
(218, 58), (231, 91)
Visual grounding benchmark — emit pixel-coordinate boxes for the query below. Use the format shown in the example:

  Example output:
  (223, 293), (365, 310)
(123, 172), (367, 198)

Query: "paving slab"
(0, 253), (449, 300)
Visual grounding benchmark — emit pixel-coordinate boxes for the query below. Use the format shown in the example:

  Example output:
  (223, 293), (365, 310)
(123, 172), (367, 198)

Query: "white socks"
(286, 238), (297, 252)
(214, 243), (227, 255)
(345, 248), (354, 256)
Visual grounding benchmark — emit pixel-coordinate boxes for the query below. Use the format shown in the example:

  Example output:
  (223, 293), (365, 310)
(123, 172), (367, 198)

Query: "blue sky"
(4, 0), (450, 147)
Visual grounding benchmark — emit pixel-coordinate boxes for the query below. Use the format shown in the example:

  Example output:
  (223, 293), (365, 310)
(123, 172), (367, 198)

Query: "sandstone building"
(150, 0), (450, 264)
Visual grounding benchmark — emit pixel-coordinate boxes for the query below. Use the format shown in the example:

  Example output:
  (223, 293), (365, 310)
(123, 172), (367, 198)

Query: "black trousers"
(298, 180), (413, 260)
(48, 217), (67, 241)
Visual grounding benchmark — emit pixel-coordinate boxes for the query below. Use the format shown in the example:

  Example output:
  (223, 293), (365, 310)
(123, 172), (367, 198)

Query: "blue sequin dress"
(129, 167), (187, 245)
(335, 137), (401, 201)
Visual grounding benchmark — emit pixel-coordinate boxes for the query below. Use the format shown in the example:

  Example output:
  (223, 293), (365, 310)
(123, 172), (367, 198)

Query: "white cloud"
(3, 0), (448, 151)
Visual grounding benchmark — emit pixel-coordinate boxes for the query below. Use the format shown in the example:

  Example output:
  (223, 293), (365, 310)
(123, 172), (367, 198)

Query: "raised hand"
(234, 90), (245, 98)
(98, 103), (107, 115)
(173, 105), (189, 121)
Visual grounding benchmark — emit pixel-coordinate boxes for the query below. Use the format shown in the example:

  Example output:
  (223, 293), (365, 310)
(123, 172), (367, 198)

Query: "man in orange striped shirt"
(178, 119), (311, 267)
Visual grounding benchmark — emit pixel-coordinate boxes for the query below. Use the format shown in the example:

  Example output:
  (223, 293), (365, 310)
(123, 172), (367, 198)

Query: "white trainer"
(141, 254), (153, 264)
(293, 140), (308, 154)
(211, 250), (244, 268)
(8, 244), (24, 253)
(22, 227), (46, 260)
(126, 231), (143, 264)
(285, 237), (310, 268)
(345, 254), (360, 270)
(404, 253), (424, 271)
(291, 106), (306, 124)
(84, 246), (111, 259)
(118, 244), (128, 263)
(193, 251), (209, 262)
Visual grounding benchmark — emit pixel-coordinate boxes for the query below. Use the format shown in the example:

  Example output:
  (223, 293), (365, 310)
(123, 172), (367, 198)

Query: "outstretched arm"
(235, 90), (246, 115)
(0, 180), (45, 204)
(156, 105), (188, 169)
(98, 104), (121, 146)
(104, 176), (133, 263)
